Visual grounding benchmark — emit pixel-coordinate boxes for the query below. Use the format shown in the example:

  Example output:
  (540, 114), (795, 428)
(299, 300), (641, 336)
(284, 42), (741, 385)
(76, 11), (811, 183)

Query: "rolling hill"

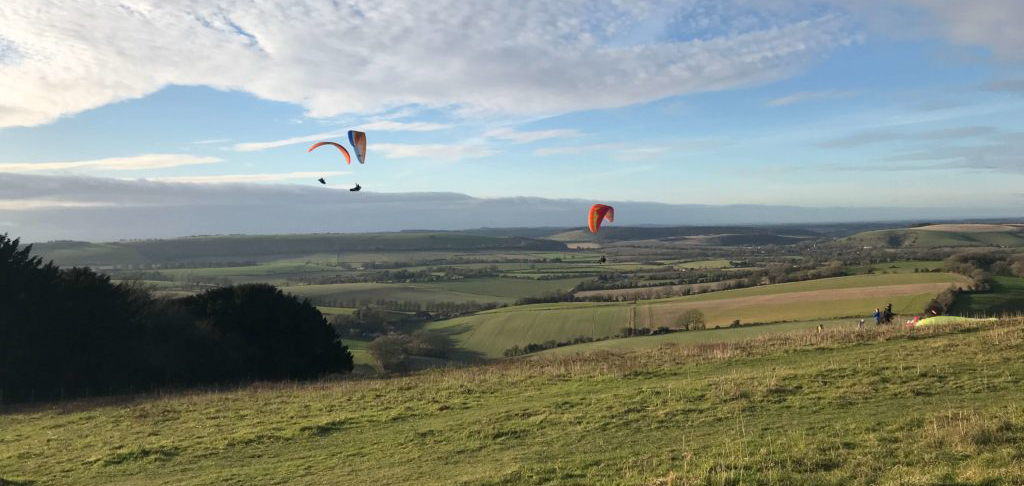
(846, 224), (1024, 248)
(28, 232), (568, 267)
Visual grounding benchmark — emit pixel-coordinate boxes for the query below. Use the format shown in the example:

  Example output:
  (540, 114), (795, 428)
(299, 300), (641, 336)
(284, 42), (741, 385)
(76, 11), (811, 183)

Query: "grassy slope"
(2, 320), (1022, 485)
(950, 276), (1024, 316)
(427, 273), (966, 357)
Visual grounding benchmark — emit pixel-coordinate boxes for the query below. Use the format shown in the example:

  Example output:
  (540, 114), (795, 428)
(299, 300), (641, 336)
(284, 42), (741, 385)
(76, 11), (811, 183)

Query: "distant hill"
(845, 224), (1024, 248)
(30, 232), (568, 267)
(547, 225), (820, 246)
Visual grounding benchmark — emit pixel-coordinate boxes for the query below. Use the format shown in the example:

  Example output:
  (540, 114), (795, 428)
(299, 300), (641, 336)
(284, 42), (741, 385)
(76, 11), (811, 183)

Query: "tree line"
(0, 235), (353, 404)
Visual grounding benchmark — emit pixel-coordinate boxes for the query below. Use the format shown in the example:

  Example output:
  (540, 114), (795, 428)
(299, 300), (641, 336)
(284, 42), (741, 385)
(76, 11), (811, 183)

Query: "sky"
(1, 0), (1024, 240)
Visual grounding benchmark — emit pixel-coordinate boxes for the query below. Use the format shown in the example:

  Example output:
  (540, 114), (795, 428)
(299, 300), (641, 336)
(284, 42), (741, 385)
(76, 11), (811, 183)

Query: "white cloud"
(903, 0), (1024, 60)
(147, 171), (348, 184)
(0, 0), (858, 128)
(484, 128), (582, 144)
(767, 90), (858, 107)
(0, 154), (221, 172)
(373, 143), (494, 159)
(192, 138), (231, 145)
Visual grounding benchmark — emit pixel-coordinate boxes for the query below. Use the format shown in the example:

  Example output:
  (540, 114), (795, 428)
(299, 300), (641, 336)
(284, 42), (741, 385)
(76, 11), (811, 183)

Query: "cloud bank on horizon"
(1, 0), (1024, 239)
(3, 173), (1021, 242)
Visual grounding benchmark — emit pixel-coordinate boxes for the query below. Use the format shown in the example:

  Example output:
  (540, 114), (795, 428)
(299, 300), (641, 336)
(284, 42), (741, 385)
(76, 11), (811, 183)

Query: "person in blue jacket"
(873, 308), (882, 325)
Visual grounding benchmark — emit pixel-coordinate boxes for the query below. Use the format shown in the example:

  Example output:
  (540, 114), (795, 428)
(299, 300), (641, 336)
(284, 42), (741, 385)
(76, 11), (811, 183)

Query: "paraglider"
(307, 141), (351, 165)
(317, 178), (326, 185)
(598, 256), (607, 264)
(350, 183), (362, 192)
(588, 204), (614, 234)
(348, 130), (367, 164)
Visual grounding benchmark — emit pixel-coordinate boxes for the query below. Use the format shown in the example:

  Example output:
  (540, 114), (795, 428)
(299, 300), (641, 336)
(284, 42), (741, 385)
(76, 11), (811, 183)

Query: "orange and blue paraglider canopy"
(308, 141), (352, 165)
(588, 204), (614, 233)
(348, 130), (367, 164)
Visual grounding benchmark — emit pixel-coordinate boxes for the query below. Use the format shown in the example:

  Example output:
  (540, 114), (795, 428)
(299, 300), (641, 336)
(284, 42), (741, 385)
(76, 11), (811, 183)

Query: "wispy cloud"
(535, 144), (622, 157)
(615, 147), (670, 161)
(0, 199), (116, 211)
(234, 122), (453, 151)
(373, 143), (494, 159)
(984, 79), (1024, 93)
(484, 128), (582, 144)
(0, 154), (222, 172)
(146, 171), (348, 184)
(816, 126), (998, 149)
(767, 90), (858, 107)
(356, 121), (452, 131)
(192, 138), (231, 145)
(233, 131), (346, 152)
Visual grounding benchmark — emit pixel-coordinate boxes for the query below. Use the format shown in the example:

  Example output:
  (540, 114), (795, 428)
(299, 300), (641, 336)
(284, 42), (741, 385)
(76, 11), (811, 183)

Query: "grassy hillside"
(2, 319), (1022, 485)
(30, 232), (568, 266)
(846, 224), (1024, 248)
(950, 276), (1024, 316)
(427, 273), (967, 358)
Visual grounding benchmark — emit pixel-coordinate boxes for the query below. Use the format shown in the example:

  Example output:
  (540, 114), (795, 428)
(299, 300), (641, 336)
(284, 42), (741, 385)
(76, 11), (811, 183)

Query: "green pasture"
(426, 273), (964, 358)
(536, 318), (861, 355)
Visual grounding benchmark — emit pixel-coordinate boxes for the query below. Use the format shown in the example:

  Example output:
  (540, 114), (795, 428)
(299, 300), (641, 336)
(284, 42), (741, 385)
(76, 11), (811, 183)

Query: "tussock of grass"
(2, 318), (1023, 485)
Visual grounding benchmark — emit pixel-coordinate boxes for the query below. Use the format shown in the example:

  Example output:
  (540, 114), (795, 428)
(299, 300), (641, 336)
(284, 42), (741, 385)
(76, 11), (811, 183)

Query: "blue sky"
(2, 0), (1024, 216)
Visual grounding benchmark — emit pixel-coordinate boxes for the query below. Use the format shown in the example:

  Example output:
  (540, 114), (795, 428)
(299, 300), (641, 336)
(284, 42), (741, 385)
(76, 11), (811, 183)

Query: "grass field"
(950, 276), (1024, 316)
(281, 276), (588, 306)
(426, 273), (967, 358)
(2, 319), (1021, 485)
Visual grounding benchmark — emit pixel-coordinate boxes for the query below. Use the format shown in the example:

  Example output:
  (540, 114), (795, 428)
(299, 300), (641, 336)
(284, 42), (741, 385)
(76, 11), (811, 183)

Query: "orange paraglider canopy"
(307, 141), (352, 165)
(588, 204), (614, 233)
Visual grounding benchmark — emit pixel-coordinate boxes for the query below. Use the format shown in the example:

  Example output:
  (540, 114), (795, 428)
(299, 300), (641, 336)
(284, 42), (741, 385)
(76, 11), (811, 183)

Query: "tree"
(408, 330), (454, 358)
(368, 335), (412, 373)
(181, 284), (353, 379)
(676, 309), (706, 330)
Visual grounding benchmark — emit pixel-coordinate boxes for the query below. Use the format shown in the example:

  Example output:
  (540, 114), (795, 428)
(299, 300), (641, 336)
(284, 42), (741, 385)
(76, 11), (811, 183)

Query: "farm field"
(427, 273), (967, 358)
(536, 318), (860, 355)
(2, 319), (1021, 485)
